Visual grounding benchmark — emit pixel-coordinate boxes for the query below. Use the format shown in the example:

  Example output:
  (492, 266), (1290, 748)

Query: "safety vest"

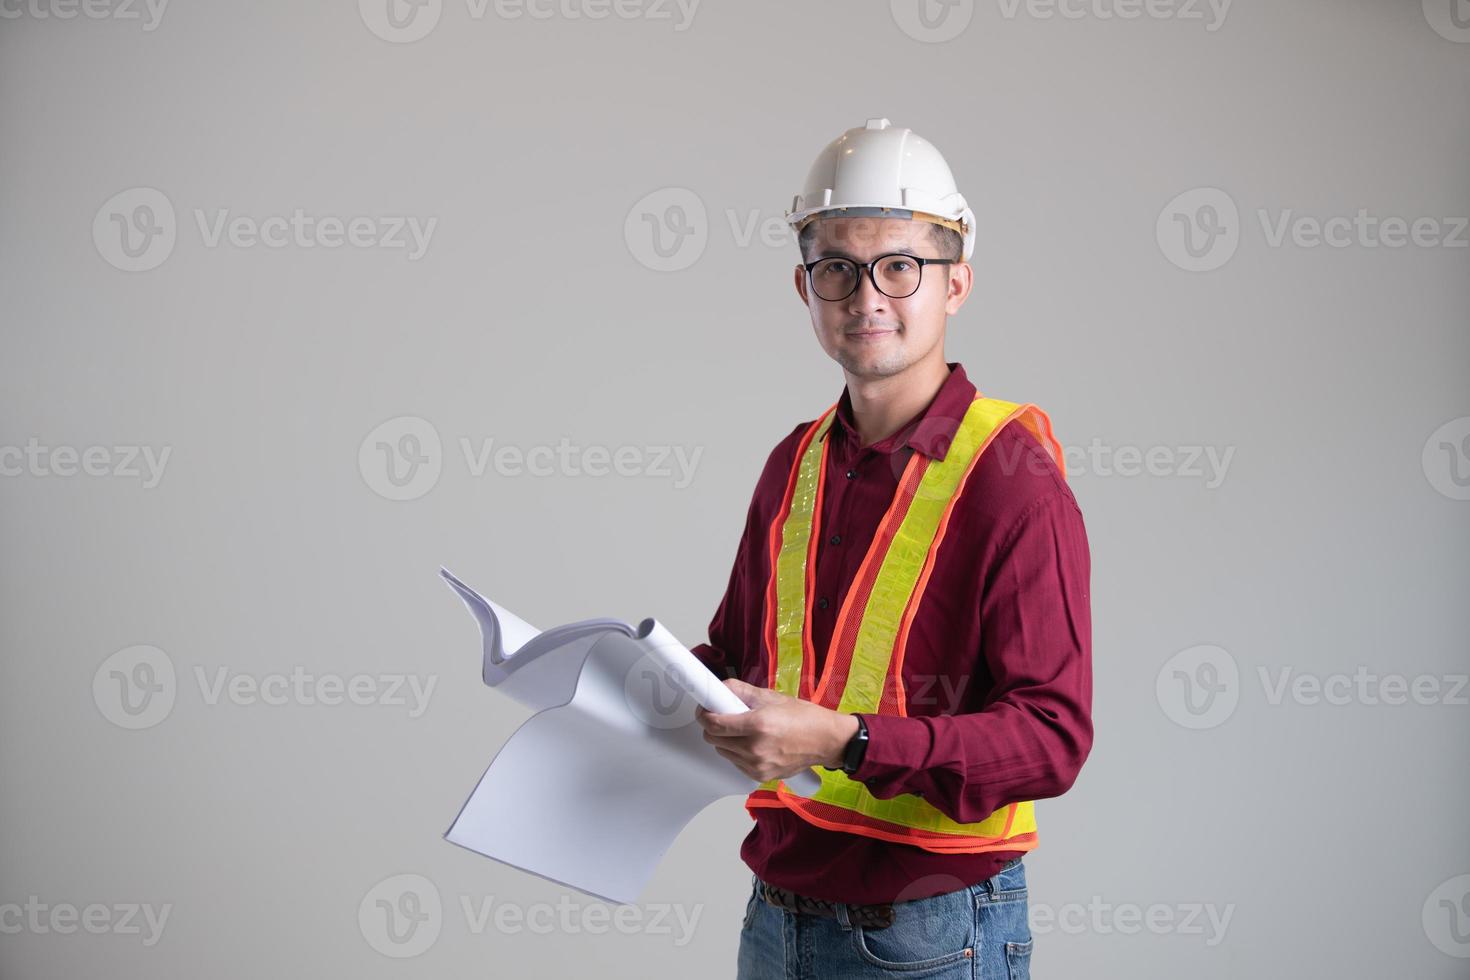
(744, 393), (1066, 854)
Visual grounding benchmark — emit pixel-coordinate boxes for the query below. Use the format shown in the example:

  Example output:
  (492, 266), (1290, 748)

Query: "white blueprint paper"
(439, 567), (820, 905)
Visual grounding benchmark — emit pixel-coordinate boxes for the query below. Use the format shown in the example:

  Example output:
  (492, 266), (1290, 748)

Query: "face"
(793, 216), (972, 380)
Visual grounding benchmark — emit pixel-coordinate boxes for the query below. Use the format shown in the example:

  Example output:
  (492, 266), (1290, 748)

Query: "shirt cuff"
(849, 711), (928, 788)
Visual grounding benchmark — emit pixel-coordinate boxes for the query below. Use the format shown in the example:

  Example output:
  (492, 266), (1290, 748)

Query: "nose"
(845, 264), (889, 315)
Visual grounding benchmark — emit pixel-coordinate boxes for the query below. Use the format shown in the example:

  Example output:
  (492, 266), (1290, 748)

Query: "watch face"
(843, 720), (868, 774)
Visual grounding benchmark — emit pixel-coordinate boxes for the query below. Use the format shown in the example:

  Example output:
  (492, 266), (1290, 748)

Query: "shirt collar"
(827, 361), (976, 462)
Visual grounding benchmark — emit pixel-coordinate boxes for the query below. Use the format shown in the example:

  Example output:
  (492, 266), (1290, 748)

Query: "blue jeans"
(736, 857), (1032, 979)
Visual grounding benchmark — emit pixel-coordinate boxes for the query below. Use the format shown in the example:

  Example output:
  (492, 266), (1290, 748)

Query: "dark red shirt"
(690, 361), (1093, 905)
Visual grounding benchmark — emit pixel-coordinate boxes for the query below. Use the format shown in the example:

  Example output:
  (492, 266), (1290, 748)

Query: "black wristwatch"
(824, 713), (869, 776)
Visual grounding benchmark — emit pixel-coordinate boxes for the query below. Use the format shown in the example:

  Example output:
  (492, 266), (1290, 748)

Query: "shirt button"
(817, 597), (830, 610)
(845, 469), (857, 479)
(829, 534), (841, 545)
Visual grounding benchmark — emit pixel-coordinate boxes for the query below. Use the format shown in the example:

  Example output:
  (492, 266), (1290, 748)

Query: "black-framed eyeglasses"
(802, 252), (955, 302)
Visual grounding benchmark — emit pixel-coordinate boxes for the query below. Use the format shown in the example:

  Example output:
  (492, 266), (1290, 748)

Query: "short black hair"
(797, 220), (963, 264)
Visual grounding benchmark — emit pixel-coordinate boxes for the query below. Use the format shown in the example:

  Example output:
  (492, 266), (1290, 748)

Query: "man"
(689, 118), (1093, 979)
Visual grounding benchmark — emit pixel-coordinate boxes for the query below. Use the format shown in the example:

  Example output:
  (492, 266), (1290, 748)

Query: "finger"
(704, 732), (757, 762)
(697, 708), (753, 737)
(713, 745), (757, 778)
(723, 677), (760, 706)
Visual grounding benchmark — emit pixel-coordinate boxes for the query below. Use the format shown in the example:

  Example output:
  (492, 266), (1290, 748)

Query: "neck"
(845, 354), (951, 449)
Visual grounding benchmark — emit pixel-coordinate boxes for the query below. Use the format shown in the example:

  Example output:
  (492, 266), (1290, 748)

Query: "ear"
(794, 262), (810, 305)
(944, 261), (974, 316)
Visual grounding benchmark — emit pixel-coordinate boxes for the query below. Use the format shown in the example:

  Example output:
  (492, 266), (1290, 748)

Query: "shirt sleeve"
(850, 488), (1094, 825)
(690, 425), (806, 683)
(688, 477), (762, 682)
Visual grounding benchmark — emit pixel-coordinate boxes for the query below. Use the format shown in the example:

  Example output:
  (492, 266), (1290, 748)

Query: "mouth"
(847, 328), (896, 338)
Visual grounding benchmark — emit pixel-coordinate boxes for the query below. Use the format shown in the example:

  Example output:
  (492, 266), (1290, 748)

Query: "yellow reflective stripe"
(807, 768), (1035, 838)
(834, 396), (1024, 715)
(770, 410), (834, 699)
(759, 396), (1045, 843)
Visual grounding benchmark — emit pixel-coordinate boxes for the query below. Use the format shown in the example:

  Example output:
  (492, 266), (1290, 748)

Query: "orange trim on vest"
(748, 395), (1062, 855)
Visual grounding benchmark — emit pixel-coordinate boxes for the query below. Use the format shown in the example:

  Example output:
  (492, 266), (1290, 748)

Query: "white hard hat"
(786, 117), (975, 262)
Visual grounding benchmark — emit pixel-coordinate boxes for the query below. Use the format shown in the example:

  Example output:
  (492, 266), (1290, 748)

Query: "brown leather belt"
(755, 881), (896, 931)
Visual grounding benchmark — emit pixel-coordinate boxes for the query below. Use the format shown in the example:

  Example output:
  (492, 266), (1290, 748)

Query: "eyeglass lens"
(810, 255), (924, 301)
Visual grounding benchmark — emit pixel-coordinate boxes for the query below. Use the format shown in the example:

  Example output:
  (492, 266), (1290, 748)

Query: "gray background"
(2, 0), (1468, 976)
